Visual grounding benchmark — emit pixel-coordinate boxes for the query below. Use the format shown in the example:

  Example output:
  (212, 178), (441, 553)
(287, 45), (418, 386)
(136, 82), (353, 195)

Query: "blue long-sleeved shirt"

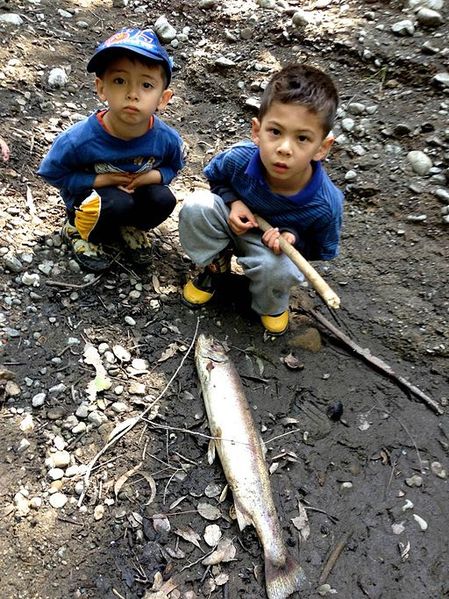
(38, 112), (185, 209)
(204, 140), (343, 261)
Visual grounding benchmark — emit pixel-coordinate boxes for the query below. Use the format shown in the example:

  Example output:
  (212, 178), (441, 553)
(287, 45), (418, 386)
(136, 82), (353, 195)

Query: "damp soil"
(1, 1), (449, 598)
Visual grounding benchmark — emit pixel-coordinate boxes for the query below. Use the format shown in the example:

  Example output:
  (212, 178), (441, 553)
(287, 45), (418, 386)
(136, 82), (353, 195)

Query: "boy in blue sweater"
(179, 64), (343, 335)
(38, 28), (185, 272)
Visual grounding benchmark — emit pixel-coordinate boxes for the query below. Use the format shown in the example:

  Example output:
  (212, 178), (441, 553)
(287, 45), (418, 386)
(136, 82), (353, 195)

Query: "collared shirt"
(204, 140), (344, 260)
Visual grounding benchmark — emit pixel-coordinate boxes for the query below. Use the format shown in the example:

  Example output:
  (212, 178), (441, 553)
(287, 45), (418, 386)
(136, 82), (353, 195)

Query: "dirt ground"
(1, 1), (449, 598)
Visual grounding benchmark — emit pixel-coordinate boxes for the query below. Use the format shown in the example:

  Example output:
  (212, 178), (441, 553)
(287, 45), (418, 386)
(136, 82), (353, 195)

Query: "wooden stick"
(310, 308), (443, 415)
(254, 214), (341, 309)
(319, 529), (353, 585)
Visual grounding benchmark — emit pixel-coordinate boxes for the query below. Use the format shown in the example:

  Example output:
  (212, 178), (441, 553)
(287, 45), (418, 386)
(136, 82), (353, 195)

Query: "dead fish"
(195, 334), (306, 599)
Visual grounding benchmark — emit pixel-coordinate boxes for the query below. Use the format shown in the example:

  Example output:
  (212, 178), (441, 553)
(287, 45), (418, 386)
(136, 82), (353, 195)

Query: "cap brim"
(86, 45), (171, 84)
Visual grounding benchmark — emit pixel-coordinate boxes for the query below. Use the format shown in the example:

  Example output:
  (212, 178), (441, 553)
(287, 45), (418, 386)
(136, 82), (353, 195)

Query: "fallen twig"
(77, 318), (200, 507)
(308, 308), (443, 415)
(46, 275), (103, 289)
(319, 528), (353, 585)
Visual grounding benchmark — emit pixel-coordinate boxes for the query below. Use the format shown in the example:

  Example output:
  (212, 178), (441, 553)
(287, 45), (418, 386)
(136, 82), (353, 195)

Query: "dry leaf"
(204, 524), (222, 547)
(197, 502), (221, 521)
(207, 439), (216, 465)
(291, 500), (310, 541)
(114, 462), (157, 505)
(158, 343), (180, 362)
(152, 274), (161, 294)
(202, 538), (236, 565)
(94, 504), (105, 521)
(169, 495), (188, 510)
(165, 546), (185, 559)
(153, 514), (171, 534)
(269, 461), (280, 474)
(83, 344), (112, 400)
(108, 417), (138, 441)
(214, 573), (229, 586)
(281, 353), (304, 370)
(175, 526), (203, 550)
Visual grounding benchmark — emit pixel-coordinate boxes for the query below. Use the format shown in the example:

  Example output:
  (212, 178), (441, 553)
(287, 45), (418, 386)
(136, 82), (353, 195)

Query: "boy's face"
(251, 102), (334, 193)
(96, 56), (172, 136)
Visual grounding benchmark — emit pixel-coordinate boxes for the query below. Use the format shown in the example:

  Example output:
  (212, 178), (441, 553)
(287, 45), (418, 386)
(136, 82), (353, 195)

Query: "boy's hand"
(262, 228), (296, 255)
(0, 137), (10, 161)
(120, 169), (162, 192)
(94, 172), (134, 189)
(228, 200), (258, 235)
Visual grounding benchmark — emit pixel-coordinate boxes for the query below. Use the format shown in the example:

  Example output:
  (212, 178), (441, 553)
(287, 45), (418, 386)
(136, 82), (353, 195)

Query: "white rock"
(52, 450), (71, 468)
(48, 67), (68, 89)
(345, 170), (357, 181)
(407, 150), (433, 175)
(128, 381), (146, 395)
(49, 492), (68, 509)
(341, 118), (355, 132)
(432, 72), (449, 88)
(204, 524), (222, 547)
(48, 467), (65, 481)
(416, 7), (443, 26)
(0, 14), (24, 25)
(407, 0), (443, 9)
(14, 492), (30, 516)
(19, 413), (34, 432)
(32, 392), (46, 408)
(21, 272), (40, 287)
(124, 316), (136, 326)
(391, 20), (415, 36)
(292, 10), (316, 27)
(215, 57), (236, 67)
(199, 0), (217, 8)
(413, 514), (428, 531)
(435, 188), (449, 202)
(58, 9), (73, 17)
(431, 461), (447, 479)
(112, 344), (131, 362)
(154, 15), (177, 42)
(30, 497), (42, 509)
(257, 0), (276, 7)
(392, 522), (406, 534)
(347, 102), (365, 115)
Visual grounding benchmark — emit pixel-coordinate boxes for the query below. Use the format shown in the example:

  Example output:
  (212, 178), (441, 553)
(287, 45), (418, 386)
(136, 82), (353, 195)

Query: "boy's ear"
(157, 89), (173, 111)
(95, 77), (107, 102)
(313, 135), (334, 161)
(251, 117), (261, 145)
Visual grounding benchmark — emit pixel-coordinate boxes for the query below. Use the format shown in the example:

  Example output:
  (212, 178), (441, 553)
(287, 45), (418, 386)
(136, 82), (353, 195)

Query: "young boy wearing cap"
(38, 28), (185, 271)
(179, 64), (343, 335)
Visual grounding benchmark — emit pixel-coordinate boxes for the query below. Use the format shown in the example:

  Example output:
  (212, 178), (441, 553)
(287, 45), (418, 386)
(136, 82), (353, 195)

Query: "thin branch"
(77, 318), (200, 507)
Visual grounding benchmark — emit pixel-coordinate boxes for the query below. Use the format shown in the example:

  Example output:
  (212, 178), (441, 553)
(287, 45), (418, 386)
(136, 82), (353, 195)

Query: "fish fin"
(265, 551), (308, 599)
(233, 498), (252, 531)
(207, 439), (216, 465)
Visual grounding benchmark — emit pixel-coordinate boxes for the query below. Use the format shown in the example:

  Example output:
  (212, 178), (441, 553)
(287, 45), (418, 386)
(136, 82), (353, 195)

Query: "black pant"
(69, 184), (176, 244)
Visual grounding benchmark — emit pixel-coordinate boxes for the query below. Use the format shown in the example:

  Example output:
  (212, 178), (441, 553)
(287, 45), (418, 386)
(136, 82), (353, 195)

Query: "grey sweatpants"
(178, 190), (304, 315)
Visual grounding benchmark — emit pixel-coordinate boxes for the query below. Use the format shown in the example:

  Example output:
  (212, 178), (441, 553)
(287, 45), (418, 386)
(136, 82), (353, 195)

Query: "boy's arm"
(301, 212), (342, 261)
(154, 134), (186, 185)
(204, 151), (240, 204)
(38, 134), (96, 195)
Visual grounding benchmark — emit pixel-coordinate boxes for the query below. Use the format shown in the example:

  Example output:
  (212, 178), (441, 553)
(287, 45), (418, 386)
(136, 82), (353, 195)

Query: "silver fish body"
(195, 334), (306, 599)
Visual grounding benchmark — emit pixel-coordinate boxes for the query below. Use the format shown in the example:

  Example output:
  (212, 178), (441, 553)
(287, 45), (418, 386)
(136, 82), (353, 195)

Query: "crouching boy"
(38, 27), (185, 272)
(179, 64), (343, 335)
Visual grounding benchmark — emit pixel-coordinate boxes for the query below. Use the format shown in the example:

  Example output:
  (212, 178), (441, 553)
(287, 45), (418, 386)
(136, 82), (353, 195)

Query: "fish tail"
(265, 551), (308, 599)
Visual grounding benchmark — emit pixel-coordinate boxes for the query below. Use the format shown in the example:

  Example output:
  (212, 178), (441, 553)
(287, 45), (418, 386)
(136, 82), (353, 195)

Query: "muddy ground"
(1, 1), (449, 598)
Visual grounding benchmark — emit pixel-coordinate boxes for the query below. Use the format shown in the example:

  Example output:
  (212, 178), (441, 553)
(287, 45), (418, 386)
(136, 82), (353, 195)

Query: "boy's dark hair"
(93, 48), (169, 88)
(258, 64), (339, 136)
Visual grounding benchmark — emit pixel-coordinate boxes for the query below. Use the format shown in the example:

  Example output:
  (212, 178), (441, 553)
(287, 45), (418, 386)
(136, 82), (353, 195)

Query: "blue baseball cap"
(87, 27), (173, 86)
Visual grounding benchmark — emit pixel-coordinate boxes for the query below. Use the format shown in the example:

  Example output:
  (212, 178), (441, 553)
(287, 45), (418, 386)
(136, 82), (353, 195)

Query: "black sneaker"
(61, 221), (113, 272)
(120, 226), (152, 265)
(182, 248), (232, 308)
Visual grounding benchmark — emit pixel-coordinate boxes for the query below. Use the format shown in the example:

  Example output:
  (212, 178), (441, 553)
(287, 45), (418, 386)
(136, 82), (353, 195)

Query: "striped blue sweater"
(204, 140), (343, 261)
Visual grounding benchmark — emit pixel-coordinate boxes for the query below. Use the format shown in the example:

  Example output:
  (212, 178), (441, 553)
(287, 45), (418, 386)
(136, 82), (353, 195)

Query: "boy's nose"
(127, 86), (139, 100)
(277, 139), (293, 155)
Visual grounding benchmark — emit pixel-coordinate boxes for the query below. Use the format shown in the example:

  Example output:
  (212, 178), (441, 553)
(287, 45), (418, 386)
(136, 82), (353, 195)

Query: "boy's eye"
(298, 135), (309, 142)
(142, 82), (153, 89)
(114, 77), (125, 85)
(268, 127), (280, 136)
